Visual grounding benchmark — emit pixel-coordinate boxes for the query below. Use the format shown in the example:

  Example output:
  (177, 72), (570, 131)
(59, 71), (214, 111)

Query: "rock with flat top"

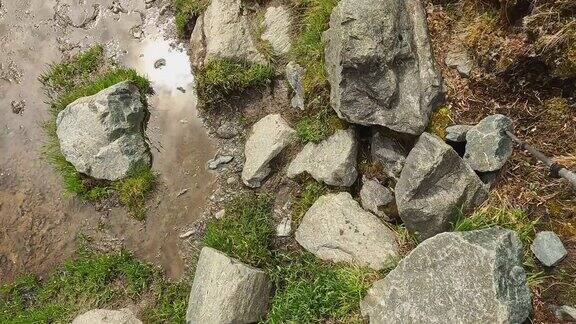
(286, 129), (358, 187)
(360, 177), (394, 221)
(396, 133), (488, 239)
(295, 192), (399, 270)
(186, 247), (271, 323)
(189, 0), (266, 68)
(261, 6), (292, 55)
(56, 81), (151, 181)
(361, 227), (532, 324)
(72, 308), (141, 324)
(464, 114), (513, 172)
(323, 0), (443, 134)
(530, 231), (567, 267)
(242, 114), (296, 188)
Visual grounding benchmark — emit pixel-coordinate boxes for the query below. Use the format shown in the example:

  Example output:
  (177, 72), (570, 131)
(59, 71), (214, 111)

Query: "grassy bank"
(40, 45), (156, 220)
(0, 246), (188, 323)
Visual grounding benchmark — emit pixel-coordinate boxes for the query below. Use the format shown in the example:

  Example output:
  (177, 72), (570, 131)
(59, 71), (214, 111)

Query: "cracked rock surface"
(361, 227), (532, 324)
(295, 192), (399, 270)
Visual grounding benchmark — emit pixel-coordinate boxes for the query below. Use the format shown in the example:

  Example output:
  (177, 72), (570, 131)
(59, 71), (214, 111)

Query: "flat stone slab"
(286, 129), (358, 187)
(530, 231), (567, 267)
(72, 308), (142, 324)
(295, 192), (399, 270)
(186, 247), (271, 323)
(361, 227), (532, 324)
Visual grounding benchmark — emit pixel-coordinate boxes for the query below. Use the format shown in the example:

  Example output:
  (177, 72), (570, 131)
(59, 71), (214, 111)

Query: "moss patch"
(196, 58), (275, 109)
(0, 248), (188, 323)
(426, 105), (452, 139)
(40, 46), (155, 219)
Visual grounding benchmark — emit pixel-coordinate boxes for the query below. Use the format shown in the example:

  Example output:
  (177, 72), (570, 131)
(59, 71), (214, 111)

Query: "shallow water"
(0, 0), (215, 280)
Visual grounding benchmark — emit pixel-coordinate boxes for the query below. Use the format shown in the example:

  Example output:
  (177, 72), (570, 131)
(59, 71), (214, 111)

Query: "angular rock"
(464, 114), (513, 172)
(286, 129), (358, 187)
(530, 231), (567, 267)
(445, 124), (472, 142)
(370, 132), (406, 179)
(285, 61), (305, 110)
(186, 247), (271, 323)
(323, 0), (443, 135)
(207, 154), (234, 170)
(360, 177), (394, 221)
(445, 51), (472, 77)
(261, 6), (292, 55)
(189, 0), (265, 68)
(72, 308), (142, 324)
(276, 217), (291, 237)
(295, 192), (399, 270)
(396, 133), (488, 239)
(242, 114), (296, 188)
(56, 81), (151, 181)
(361, 227), (532, 324)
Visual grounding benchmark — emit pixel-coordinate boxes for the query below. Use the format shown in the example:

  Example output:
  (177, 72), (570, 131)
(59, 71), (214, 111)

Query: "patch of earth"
(0, 0), (216, 281)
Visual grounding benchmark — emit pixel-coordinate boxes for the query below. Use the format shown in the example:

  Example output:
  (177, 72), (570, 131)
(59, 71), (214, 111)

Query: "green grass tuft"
(204, 194), (274, 268)
(291, 181), (327, 224)
(172, 0), (209, 38)
(0, 249), (188, 323)
(266, 251), (379, 323)
(296, 106), (344, 142)
(196, 58), (275, 108)
(115, 165), (158, 221)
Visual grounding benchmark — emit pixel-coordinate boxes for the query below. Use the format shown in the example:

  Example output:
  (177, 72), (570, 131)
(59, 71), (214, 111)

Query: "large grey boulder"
(360, 177), (394, 221)
(242, 114), (296, 188)
(261, 6), (292, 55)
(296, 192), (399, 270)
(189, 0), (265, 68)
(56, 81), (151, 181)
(530, 231), (567, 267)
(361, 227), (532, 324)
(370, 132), (406, 179)
(286, 129), (358, 187)
(186, 247), (271, 324)
(464, 114), (513, 172)
(323, 0), (443, 135)
(72, 308), (141, 324)
(396, 133), (488, 239)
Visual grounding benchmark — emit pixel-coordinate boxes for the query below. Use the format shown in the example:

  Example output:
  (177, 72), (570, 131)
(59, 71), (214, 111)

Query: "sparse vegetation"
(204, 194), (275, 268)
(195, 58), (275, 109)
(0, 248), (189, 323)
(291, 181), (327, 224)
(173, 0), (209, 38)
(40, 45), (156, 219)
(296, 106), (344, 142)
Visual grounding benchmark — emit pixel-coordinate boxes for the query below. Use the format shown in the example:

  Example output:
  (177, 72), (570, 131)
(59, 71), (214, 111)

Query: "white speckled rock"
(286, 129), (358, 187)
(445, 124), (472, 142)
(72, 308), (141, 324)
(261, 6), (292, 55)
(186, 247), (271, 323)
(361, 227), (532, 324)
(242, 114), (296, 188)
(56, 81), (151, 181)
(464, 114), (513, 172)
(295, 192), (399, 270)
(530, 231), (567, 267)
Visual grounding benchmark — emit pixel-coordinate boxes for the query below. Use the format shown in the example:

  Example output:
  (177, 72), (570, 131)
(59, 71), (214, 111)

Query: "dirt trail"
(0, 0), (215, 281)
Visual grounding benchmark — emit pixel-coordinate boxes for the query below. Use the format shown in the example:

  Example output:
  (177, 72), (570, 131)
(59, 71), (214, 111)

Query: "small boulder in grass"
(530, 231), (567, 267)
(186, 247), (271, 323)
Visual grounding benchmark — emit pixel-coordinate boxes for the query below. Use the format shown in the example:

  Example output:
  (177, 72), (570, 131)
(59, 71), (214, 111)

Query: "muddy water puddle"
(0, 0), (215, 281)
